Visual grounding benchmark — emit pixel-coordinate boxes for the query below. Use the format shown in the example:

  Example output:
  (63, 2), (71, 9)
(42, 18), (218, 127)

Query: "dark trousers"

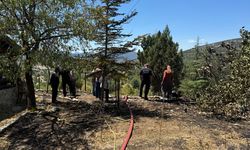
(139, 80), (150, 99)
(62, 81), (67, 97)
(95, 81), (100, 98)
(52, 86), (58, 103)
(162, 86), (172, 98)
(70, 81), (76, 97)
(162, 81), (173, 99)
(104, 89), (109, 102)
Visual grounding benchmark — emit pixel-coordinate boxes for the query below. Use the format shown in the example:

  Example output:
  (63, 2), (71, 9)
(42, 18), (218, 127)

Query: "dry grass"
(0, 92), (249, 150)
(90, 98), (250, 150)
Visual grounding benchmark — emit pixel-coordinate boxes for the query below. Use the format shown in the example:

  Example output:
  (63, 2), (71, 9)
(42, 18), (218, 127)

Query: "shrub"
(121, 83), (135, 95)
(197, 28), (250, 118)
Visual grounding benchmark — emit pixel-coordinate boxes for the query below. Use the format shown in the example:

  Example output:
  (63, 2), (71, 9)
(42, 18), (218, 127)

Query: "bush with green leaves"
(198, 28), (250, 118)
(121, 83), (136, 95)
(179, 79), (208, 100)
(75, 79), (83, 90)
(131, 78), (140, 89)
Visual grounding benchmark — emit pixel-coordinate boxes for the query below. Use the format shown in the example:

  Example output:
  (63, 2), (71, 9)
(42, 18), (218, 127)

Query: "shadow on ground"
(0, 96), (174, 149)
(1, 94), (249, 149)
(103, 99), (172, 121)
(0, 100), (107, 149)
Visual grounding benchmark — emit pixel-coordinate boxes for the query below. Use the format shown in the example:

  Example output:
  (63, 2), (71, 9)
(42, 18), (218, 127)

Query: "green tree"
(179, 38), (208, 100)
(138, 26), (183, 94)
(35, 42), (75, 93)
(198, 28), (250, 117)
(89, 0), (138, 100)
(180, 36), (240, 101)
(0, 35), (22, 83)
(0, 0), (92, 108)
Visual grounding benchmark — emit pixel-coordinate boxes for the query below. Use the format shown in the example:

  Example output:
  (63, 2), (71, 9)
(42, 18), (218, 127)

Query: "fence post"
(84, 72), (87, 92)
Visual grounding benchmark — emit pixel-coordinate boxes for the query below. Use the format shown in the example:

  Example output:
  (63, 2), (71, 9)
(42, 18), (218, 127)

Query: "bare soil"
(0, 92), (249, 150)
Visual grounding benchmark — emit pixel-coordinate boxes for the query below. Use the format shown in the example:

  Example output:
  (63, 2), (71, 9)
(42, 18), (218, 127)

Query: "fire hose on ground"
(120, 95), (134, 150)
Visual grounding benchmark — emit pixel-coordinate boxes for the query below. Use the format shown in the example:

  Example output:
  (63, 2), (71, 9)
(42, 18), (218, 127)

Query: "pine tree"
(89, 0), (138, 100)
(138, 26), (183, 94)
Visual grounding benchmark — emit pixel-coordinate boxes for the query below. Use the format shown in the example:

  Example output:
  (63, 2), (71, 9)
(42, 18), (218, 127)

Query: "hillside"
(183, 38), (242, 63)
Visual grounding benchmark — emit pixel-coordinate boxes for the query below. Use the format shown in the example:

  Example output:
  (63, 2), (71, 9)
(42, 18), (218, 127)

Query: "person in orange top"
(161, 65), (173, 99)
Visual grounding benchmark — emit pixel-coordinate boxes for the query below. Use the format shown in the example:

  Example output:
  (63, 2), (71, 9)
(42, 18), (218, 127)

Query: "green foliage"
(179, 47), (207, 99)
(75, 79), (83, 90)
(88, 0), (138, 72)
(34, 82), (48, 90)
(179, 79), (208, 100)
(138, 26), (183, 94)
(121, 83), (135, 95)
(86, 0), (138, 99)
(196, 28), (250, 118)
(0, 36), (23, 83)
(0, 0), (91, 56)
(0, 0), (93, 107)
(131, 78), (140, 89)
(180, 36), (237, 100)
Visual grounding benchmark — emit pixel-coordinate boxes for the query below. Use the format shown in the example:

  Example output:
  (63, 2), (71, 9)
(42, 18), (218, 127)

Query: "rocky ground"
(0, 92), (249, 150)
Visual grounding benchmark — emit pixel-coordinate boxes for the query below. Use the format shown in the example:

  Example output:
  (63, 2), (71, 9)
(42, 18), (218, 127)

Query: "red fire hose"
(120, 95), (134, 150)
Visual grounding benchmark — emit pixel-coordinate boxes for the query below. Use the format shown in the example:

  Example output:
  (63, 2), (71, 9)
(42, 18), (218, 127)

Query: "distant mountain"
(73, 39), (242, 63)
(119, 51), (137, 61)
(183, 38), (242, 63)
(71, 52), (84, 57)
(71, 51), (138, 61)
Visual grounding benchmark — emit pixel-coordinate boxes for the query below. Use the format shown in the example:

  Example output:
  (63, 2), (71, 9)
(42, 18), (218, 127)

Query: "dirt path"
(0, 92), (249, 150)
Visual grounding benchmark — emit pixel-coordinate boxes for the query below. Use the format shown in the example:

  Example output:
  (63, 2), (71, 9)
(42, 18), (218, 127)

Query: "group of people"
(91, 68), (109, 102)
(139, 63), (173, 100)
(49, 67), (77, 103)
(50, 63), (173, 103)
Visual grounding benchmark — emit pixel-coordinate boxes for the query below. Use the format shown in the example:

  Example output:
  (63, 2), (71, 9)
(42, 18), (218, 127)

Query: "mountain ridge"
(183, 38), (242, 62)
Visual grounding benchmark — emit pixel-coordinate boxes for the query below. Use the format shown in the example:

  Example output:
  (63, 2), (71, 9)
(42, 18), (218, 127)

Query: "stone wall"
(0, 87), (17, 112)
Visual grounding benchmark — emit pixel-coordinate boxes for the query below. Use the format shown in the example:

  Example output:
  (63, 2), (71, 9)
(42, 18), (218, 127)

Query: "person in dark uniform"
(69, 70), (76, 98)
(95, 76), (101, 99)
(161, 65), (173, 99)
(61, 69), (70, 97)
(50, 67), (60, 103)
(139, 63), (152, 100)
(100, 75), (109, 102)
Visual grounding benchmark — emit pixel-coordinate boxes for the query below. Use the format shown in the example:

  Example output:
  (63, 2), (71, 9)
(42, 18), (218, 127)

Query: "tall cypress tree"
(138, 26), (183, 94)
(89, 0), (138, 100)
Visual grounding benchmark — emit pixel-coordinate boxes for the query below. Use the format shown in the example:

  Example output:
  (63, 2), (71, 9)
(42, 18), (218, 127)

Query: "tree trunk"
(115, 80), (117, 100)
(84, 72), (87, 92)
(25, 69), (36, 108)
(117, 79), (120, 109)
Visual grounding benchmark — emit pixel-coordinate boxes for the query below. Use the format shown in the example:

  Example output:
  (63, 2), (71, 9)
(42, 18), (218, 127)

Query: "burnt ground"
(0, 92), (249, 150)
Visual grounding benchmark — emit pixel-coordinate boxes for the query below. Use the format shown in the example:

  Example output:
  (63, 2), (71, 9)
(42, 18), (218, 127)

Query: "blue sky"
(121, 0), (250, 50)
